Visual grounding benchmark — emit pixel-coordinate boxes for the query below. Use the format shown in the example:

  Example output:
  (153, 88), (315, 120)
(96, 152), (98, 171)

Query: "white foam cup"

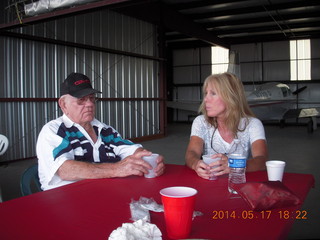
(202, 154), (220, 180)
(266, 160), (286, 182)
(142, 153), (159, 178)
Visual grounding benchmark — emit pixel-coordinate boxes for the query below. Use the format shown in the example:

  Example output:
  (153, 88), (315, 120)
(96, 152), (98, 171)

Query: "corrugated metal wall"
(0, 9), (161, 161)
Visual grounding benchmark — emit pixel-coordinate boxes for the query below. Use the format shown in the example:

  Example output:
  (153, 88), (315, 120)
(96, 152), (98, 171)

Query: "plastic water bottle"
(228, 140), (246, 194)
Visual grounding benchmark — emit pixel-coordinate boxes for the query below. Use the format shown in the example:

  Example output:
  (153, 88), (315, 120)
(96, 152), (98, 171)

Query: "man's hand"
(57, 148), (166, 180)
(154, 154), (165, 177)
(114, 150), (153, 177)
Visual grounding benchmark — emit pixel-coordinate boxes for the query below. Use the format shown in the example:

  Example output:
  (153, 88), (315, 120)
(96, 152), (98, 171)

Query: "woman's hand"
(193, 160), (212, 180)
(210, 153), (230, 176)
(198, 153), (230, 179)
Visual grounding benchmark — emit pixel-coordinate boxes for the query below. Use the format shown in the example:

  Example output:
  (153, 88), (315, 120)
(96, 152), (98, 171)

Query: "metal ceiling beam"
(166, 28), (320, 48)
(0, 30), (165, 61)
(224, 31), (320, 44)
(214, 21), (320, 35)
(114, 1), (229, 48)
(0, 0), (133, 31)
(1, 0), (318, 47)
(167, 28), (320, 44)
(167, 39), (212, 49)
(170, 0), (248, 10)
(187, 0), (320, 20)
(202, 12), (320, 29)
(0, 0), (229, 48)
(160, 3), (229, 48)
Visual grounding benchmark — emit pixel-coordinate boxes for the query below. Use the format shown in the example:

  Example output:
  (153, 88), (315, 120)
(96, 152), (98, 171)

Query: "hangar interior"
(0, 1), (319, 239)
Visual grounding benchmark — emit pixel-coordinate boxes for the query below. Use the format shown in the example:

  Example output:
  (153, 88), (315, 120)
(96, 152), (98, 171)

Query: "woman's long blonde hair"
(199, 72), (255, 137)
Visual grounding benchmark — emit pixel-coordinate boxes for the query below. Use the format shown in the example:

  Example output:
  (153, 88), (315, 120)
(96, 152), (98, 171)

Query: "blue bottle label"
(228, 154), (246, 168)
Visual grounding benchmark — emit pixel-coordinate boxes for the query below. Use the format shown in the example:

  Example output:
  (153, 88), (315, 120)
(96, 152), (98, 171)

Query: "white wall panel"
(200, 47), (212, 64)
(231, 43), (262, 62)
(311, 59), (320, 79)
(173, 66), (200, 84)
(263, 61), (291, 81)
(171, 47), (210, 121)
(240, 62), (262, 83)
(175, 87), (201, 102)
(263, 41), (290, 60)
(311, 39), (320, 58)
(201, 65), (212, 82)
(173, 49), (199, 66)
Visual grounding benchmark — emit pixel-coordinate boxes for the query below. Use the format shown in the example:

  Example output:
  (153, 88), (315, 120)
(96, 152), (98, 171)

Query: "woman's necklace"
(210, 127), (239, 156)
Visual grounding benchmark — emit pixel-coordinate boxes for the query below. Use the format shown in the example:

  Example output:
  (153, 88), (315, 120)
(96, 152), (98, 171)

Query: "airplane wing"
(282, 107), (320, 132)
(248, 99), (295, 107)
(283, 107), (320, 119)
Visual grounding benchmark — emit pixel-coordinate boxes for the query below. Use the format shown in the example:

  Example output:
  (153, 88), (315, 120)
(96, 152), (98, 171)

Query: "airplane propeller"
(292, 86), (307, 95)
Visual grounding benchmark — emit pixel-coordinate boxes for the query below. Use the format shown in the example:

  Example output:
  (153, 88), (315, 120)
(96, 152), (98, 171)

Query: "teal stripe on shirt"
(53, 131), (85, 158)
(101, 134), (133, 145)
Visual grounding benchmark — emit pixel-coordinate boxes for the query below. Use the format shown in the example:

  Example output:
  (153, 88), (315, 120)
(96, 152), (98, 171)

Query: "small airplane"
(246, 82), (319, 132)
(167, 82), (319, 132)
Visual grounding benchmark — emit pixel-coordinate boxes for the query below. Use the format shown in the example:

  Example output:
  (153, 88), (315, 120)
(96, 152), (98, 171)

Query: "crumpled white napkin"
(138, 197), (164, 212)
(130, 197), (163, 222)
(108, 218), (162, 240)
(130, 197), (203, 222)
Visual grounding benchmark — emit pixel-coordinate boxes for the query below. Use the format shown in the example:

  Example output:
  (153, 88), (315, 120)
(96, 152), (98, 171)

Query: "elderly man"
(37, 72), (165, 190)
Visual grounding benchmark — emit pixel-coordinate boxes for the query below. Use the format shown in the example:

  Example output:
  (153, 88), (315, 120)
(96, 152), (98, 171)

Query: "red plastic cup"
(160, 186), (197, 239)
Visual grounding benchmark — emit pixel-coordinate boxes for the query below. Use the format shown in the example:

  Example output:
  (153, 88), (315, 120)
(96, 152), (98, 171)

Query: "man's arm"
(57, 148), (165, 180)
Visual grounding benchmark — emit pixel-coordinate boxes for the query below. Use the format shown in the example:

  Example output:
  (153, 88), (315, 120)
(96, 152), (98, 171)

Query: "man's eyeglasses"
(76, 95), (98, 105)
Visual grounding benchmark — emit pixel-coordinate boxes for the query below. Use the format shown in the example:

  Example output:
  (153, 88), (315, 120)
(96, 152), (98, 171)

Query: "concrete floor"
(0, 123), (319, 239)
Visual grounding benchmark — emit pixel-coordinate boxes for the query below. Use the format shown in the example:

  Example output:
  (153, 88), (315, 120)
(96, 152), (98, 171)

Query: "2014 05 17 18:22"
(212, 210), (308, 220)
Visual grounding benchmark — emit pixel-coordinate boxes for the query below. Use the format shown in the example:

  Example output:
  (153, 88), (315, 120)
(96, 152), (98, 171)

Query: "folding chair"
(0, 134), (9, 202)
(20, 164), (42, 196)
(0, 134), (9, 156)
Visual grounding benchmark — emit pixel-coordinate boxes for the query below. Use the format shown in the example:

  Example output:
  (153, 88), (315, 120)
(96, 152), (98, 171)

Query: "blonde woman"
(185, 72), (268, 180)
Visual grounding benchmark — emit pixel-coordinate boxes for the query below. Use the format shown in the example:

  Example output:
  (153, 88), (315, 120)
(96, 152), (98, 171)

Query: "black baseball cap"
(60, 72), (101, 98)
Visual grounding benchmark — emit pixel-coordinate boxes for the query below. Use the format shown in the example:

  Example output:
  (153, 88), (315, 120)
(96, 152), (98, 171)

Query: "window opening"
(211, 46), (229, 74)
(290, 39), (311, 81)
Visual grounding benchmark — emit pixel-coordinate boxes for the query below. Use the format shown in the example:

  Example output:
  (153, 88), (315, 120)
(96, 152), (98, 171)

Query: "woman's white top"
(191, 115), (266, 158)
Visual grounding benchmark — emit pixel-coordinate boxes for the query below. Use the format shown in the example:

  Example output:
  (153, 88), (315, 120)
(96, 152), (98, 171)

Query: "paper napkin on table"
(108, 218), (162, 240)
(130, 196), (203, 222)
(130, 197), (163, 222)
